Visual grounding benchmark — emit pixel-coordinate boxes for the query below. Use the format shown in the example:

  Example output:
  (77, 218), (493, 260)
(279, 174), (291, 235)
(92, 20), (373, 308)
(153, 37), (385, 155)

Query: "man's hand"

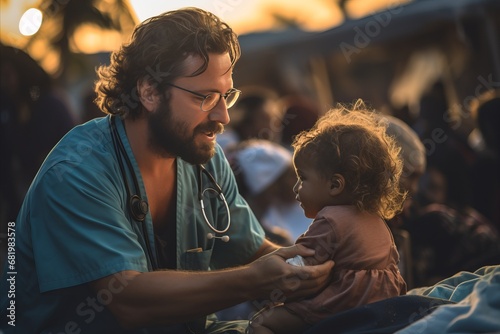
(247, 244), (334, 302)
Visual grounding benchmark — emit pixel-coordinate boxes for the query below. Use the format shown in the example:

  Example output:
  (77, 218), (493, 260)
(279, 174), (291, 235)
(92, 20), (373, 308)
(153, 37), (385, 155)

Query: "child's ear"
(137, 79), (159, 112)
(329, 174), (345, 196)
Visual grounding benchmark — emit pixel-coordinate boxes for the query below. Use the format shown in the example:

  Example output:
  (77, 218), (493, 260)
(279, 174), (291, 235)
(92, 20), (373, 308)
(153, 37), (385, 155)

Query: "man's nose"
(209, 99), (230, 125)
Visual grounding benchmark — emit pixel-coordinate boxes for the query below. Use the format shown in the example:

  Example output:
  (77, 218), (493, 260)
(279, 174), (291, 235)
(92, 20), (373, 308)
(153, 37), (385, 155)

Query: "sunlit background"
(0, 0), (498, 123)
(1, 0), (411, 75)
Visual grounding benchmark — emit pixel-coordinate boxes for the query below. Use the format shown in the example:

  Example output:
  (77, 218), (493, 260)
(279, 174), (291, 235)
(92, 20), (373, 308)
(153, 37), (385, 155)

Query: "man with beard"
(0, 7), (333, 334)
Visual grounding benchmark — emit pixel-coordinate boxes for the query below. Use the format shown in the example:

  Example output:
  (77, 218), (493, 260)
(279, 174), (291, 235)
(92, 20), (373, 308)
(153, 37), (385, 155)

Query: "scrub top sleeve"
(31, 162), (148, 293)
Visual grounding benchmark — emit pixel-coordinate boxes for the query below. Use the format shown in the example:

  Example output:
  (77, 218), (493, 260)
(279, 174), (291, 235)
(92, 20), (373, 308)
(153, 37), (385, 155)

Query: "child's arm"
(249, 305), (310, 334)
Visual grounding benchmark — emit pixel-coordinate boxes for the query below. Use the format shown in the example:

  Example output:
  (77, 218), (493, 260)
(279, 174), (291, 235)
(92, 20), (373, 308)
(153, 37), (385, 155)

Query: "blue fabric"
(396, 265), (500, 334)
(304, 295), (453, 334)
(0, 116), (265, 333)
(305, 266), (500, 334)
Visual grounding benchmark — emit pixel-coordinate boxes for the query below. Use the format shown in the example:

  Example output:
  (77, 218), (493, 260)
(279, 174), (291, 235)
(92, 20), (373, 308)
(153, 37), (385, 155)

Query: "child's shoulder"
(317, 205), (368, 220)
(316, 205), (382, 230)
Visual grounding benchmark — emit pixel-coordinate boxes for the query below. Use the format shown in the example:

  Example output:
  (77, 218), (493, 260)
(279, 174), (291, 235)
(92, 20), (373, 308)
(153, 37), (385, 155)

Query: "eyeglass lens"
(202, 90), (240, 111)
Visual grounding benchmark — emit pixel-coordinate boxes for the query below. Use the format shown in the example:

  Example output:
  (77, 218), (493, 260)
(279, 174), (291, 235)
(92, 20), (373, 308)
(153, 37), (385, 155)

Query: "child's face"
(292, 155), (333, 218)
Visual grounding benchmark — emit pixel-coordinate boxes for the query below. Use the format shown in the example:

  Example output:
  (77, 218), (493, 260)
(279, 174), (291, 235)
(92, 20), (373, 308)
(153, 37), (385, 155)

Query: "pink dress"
(285, 205), (407, 324)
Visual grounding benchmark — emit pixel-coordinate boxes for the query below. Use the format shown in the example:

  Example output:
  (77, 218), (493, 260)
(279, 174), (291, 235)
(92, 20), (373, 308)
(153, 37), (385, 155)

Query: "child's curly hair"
(292, 100), (407, 219)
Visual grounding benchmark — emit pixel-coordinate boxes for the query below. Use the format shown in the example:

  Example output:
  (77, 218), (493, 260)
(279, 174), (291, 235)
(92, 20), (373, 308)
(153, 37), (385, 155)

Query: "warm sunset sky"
(1, 0), (410, 45)
(127, 0), (345, 33)
(0, 0), (410, 75)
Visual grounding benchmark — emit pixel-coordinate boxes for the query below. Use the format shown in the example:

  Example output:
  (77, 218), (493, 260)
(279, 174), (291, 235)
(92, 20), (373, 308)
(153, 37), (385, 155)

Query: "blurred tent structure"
(234, 0), (500, 129)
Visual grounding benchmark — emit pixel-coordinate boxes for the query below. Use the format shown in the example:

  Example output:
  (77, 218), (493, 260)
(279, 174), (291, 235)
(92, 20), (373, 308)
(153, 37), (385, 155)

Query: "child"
(248, 100), (408, 334)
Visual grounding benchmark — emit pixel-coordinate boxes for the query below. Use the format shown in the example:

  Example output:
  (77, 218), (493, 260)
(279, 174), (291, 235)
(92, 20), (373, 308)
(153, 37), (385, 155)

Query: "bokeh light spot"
(19, 8), (43, 36)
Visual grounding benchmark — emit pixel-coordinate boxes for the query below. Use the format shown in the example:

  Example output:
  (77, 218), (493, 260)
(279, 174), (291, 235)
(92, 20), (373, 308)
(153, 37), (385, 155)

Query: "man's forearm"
(92, 267), (256, 328)
(90, 245), (334, 329)
(249, 239), (280, 262)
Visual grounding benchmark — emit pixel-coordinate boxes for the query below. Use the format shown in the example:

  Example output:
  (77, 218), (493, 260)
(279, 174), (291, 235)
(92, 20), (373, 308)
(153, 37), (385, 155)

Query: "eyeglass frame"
(166, 83), (241, 112)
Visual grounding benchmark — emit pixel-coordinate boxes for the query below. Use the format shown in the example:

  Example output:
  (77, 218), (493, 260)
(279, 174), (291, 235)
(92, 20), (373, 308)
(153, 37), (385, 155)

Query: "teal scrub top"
(0, 116), (265, 333)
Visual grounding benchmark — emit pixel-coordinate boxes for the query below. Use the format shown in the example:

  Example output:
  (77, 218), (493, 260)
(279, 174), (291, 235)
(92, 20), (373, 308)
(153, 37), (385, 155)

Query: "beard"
(147, 99), (224, 165)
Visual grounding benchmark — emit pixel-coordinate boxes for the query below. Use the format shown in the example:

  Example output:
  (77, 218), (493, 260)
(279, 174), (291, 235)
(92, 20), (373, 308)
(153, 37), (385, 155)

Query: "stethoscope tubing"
(109, 116), (232, 271)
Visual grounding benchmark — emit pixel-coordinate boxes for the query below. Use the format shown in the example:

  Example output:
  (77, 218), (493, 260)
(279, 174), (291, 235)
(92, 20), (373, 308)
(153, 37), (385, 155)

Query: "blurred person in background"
(217, 86), (284, 152)
(0, 44), (75, 268)
(468, 89), (500, 228)
(383, 112), (500, 288)
(227, 139), (312, 245)
(0, 44), (75, 222)
(382, 114), (427, 289)
(280, 93), (320, 150)
(411, 81), (479, 218)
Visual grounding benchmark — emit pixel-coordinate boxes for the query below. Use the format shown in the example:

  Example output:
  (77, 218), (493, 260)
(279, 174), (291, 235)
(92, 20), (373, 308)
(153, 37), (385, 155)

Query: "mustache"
(197, 121), (224, 134)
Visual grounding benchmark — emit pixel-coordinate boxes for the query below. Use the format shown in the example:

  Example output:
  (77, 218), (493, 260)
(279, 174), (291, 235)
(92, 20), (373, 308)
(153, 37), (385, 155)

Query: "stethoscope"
(109, 116), (231, 270)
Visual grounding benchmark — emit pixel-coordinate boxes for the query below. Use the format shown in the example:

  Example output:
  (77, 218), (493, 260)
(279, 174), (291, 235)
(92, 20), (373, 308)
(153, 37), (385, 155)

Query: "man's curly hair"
(94, 7), (240, 119)
(292, 100), (407, 219)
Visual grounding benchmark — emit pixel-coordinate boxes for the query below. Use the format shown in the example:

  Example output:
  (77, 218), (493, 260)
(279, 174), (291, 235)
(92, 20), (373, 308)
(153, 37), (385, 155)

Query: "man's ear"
(329, 174), (345, 196)
(137, 79), (159, 112)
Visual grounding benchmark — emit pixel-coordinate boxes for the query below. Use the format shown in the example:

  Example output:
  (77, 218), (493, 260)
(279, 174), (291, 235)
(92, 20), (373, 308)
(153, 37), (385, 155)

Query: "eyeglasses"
(167, 83), (241, 112)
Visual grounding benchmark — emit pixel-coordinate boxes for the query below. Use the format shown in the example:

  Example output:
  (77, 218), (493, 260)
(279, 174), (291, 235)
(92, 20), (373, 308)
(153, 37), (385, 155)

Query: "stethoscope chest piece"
(130, 194), (149, 222)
